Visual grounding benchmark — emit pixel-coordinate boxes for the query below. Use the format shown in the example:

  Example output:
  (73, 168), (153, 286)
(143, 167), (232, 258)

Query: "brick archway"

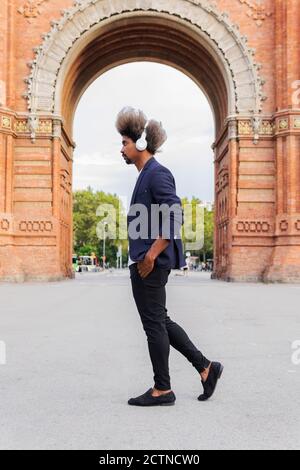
(25, 0), (264, 119)
(0, 0), (300, 282)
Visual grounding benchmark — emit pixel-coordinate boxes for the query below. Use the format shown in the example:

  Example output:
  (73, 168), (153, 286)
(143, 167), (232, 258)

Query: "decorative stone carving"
(216, 168), (229, 194)
(260, 120), (274, 135)
(28, 115), (40, 141)
(238, 120), (252, 135)
(0, 219), (10, 231)
(238, 116), (300, 135)
(251, 116), (261, 143)
(19, 220), (53, 233)
(238, 118), (274, 139)
(18, 0), (49, 23)
(279, 220), (289, 232)
(25, 0), (266, 121)
(60, 169), (72, 194)
(238, 0), (273, 27)
(294, 118), (300, 129)
(1, 116), (11, 129)
(278, 119), (288, 131)
(14, 120), (29, 133)
(14, 119), (53, 135)
(37, 120), (53, 133)
(236, 220), (271, 234)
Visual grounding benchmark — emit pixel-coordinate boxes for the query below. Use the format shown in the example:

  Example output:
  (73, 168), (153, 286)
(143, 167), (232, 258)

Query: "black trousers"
(130, 263), (210, 391)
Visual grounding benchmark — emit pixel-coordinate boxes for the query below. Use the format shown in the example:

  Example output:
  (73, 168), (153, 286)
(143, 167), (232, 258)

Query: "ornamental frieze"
(14, 119), (53, 134)
(0, 217), (55, 235)
(276, 117), (300, 132)
(18, 220), (53, 233)
(238, 119), (275, 137)
(238, 116), (300, 137)
(276, 217), (300, 235)
(236, 220), (272, 234)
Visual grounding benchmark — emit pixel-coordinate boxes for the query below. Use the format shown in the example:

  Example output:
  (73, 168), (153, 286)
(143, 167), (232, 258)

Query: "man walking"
(115, 107), (223, 406)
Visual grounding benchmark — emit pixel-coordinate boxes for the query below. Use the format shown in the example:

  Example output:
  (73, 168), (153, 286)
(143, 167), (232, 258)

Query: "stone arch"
(21, 0), (267, 283)
(25, 0), (265, 131)
(2, 0), (300, 283)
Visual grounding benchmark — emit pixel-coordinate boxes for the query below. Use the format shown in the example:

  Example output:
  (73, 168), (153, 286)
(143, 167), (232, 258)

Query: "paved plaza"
(0, 270), (299, 450)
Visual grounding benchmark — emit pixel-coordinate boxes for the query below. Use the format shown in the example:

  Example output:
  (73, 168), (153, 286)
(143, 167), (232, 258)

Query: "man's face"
(121, 136), (139, 165)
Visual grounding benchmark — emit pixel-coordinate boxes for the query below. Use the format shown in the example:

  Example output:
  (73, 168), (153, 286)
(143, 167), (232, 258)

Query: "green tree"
(73, 188), (128, 266)
(181, 196), (214, 263)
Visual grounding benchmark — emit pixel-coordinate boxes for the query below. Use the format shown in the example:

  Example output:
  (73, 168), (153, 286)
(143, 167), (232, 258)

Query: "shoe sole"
(128, 401), (175, 407)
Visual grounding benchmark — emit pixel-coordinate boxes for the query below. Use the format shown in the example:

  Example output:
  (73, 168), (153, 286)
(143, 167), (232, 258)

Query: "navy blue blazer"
(127, 157), (186, 270)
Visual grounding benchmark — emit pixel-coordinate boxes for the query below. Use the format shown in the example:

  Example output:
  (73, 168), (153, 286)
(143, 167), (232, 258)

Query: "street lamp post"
(117, 244), (122, 269)
(101, 221), (108, 269)
(103, 234), (106, 269)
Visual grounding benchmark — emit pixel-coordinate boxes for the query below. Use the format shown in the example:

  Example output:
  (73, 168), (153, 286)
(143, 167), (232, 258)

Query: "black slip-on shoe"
(198, 362), (224, 402)
(128, 388), (176, 407)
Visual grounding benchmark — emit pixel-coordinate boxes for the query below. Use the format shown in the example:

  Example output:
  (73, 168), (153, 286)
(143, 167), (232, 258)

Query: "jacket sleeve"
(149, 167), (183, 240)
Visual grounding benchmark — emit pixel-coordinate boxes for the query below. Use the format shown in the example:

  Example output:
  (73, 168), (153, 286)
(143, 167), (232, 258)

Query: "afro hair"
(115, 106), (167, 155)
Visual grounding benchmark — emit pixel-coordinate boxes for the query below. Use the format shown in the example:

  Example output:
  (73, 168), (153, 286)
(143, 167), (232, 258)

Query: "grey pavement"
(0, 270), (300, 450)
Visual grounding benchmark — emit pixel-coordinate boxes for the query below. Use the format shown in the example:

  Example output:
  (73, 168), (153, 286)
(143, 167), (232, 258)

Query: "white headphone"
(136, 121), (149, 151)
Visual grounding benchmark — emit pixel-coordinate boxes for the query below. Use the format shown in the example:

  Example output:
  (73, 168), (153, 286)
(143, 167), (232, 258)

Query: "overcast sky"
(73, 62), (215, 209)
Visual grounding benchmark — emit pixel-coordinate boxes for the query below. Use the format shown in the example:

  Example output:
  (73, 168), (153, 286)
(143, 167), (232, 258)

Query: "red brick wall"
(0, 0), (299, 282)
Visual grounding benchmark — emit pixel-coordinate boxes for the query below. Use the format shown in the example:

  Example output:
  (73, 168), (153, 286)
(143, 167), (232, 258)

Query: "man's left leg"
(130, 264), (172, 394)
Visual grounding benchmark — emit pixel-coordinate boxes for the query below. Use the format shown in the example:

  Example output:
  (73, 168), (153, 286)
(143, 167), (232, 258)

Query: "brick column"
(265, 0), (300, 282)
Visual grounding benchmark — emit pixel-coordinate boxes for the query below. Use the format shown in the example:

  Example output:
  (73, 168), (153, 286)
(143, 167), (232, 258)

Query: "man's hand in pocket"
(137, 251), (155, 279)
